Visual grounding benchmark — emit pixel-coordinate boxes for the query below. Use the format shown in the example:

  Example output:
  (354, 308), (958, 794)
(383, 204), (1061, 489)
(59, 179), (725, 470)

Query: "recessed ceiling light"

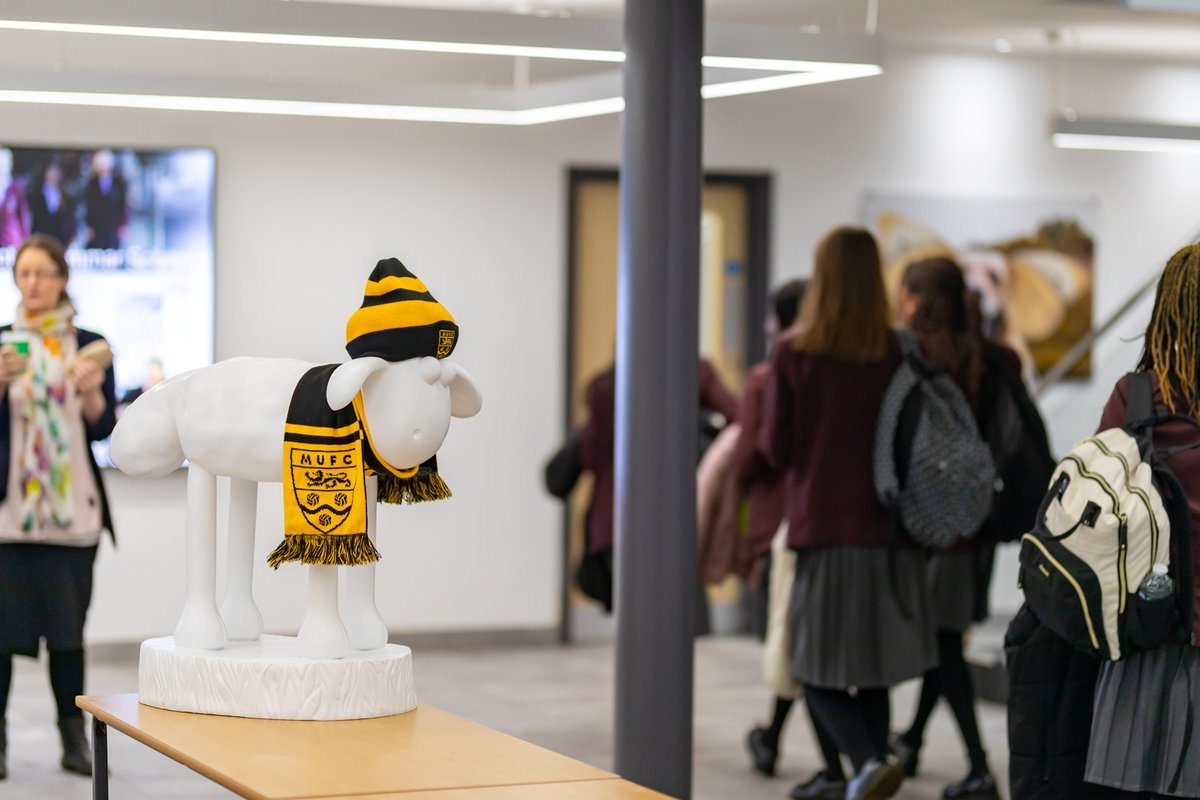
(994, 38), (1013, 53)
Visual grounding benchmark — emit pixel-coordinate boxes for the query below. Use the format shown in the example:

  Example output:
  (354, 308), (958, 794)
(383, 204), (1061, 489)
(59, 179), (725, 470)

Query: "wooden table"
(77, 694), (671, 799)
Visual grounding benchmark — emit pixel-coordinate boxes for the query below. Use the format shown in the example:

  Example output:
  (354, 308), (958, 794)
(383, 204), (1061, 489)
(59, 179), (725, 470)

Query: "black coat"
(84, 175), (127, 249)
(28, 187), (77, 246)
(1005, 604), (1118, 800)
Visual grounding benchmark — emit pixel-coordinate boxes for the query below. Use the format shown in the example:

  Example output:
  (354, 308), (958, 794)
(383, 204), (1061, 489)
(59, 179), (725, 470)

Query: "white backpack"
(1019, 372), (1194, 661)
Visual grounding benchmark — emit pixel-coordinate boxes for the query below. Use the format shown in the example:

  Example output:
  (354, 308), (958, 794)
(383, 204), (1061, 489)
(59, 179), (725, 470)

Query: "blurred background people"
(576, 358), (738, 617)
(888, 258), (1013, 800)
(740, 278), (849, 800)
(761, 226), (936, 800)
(0, 148), (31, 248)
(84, 150), (127, 250)
(29, 162), (78, 247)
(0, 234), (117, 780)
(117, 358), (165, 412)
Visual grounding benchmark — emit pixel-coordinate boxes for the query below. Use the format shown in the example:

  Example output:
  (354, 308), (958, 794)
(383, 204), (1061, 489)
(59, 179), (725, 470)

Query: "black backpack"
(979, 346), (1056, 543)
(873, 331), (996, 549)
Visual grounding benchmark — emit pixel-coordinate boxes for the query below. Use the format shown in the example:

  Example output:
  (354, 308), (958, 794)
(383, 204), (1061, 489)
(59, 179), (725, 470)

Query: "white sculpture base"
(138, 635), (416, 720)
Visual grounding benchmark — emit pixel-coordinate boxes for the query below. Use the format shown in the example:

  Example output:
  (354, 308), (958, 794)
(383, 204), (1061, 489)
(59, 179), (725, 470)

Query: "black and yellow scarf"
(268, 365), (450, 568)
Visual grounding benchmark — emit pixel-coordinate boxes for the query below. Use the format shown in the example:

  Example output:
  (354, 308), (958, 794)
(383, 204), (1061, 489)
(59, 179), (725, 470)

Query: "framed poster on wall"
(862, 192), (1096, 379)
(0, 143), (216, 462)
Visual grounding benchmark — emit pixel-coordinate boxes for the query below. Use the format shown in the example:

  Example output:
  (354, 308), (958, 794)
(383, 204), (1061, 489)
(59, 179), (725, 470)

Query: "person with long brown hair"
(1083, 243), (1200, 798)
(888, 257), (1009, 800)
(761, 226), (936, 800)
(740, 279), (847, 800)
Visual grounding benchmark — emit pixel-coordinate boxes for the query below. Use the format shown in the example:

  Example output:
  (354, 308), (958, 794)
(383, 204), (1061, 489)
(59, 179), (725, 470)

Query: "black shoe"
(846, 758), (904, 800)
(746, 726), (777, 777)
(59, 717), (92, 777)
(790, 771), (848, 800)
(888, 733), (920, 777)
(943, 772), (1000, 800)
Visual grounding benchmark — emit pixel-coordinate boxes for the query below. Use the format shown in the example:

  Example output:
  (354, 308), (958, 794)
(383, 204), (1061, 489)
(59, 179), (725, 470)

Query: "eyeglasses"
(15, 270), (64, 283)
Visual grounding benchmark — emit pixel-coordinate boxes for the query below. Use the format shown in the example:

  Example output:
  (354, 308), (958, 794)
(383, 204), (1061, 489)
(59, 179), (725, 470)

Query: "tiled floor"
(3, 636), (1009, 799)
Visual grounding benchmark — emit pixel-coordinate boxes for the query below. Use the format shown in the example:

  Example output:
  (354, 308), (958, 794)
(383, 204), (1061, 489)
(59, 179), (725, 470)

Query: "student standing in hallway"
(761, 226), (936, 800)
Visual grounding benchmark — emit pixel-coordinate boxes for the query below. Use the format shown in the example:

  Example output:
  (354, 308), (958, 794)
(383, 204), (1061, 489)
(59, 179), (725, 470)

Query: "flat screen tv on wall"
(0, 143), (215, 464)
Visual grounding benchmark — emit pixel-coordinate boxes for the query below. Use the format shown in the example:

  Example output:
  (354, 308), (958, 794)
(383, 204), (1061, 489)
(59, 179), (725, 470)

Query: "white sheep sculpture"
(109, 260), (481, 660)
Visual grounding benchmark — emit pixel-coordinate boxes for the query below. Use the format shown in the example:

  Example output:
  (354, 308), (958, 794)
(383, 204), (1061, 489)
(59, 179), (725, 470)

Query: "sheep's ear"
(445, 363), (483, 418)
(327, 357), (389, 410)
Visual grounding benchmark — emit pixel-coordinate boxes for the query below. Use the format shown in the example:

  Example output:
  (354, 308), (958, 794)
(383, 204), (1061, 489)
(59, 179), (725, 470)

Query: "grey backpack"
(873, 331), (996, 549)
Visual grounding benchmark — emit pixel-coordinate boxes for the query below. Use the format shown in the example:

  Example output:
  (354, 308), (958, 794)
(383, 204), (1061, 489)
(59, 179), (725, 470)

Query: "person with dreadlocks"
(1082, 243), (1200, 798)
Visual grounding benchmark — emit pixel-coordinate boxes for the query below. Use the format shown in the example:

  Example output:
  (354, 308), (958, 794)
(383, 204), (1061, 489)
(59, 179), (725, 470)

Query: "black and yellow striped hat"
(345, 258), (459, 361)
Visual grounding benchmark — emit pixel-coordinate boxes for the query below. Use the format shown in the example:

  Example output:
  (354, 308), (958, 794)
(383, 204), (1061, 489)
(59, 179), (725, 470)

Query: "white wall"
(4, 45), (1200, 641)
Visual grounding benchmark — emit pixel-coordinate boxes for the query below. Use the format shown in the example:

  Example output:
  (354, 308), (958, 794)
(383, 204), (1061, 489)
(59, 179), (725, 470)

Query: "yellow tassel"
(267, 533), (381, 569)
(377, 472), (452, 505)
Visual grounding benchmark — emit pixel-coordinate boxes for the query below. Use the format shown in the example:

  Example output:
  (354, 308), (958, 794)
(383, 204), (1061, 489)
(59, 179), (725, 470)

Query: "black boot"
(58, 716), (92, 776)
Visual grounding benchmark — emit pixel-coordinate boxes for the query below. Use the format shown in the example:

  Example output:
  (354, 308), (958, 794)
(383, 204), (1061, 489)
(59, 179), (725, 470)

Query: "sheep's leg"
(297, 565), (348, 659)
(175, 464), (227, 650)
(220, 478), (263, 641)
(343, 476), (388, 651)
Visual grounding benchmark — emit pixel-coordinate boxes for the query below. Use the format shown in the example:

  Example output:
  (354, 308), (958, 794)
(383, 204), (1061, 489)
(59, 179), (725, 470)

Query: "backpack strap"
(895, 328), (921, 359)
(1125, 371), (1156, 430)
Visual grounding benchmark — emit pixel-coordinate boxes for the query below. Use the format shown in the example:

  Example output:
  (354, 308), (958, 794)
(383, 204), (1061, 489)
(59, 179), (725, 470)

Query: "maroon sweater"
(734, 363), (784, 559)
(1099, 372), (1200, 646)
(760, 335), (902, 550)
(577, 360), (740, 554)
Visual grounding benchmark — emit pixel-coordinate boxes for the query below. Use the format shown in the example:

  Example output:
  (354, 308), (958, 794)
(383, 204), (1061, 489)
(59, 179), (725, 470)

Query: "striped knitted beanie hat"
(345, 258), (458, 361)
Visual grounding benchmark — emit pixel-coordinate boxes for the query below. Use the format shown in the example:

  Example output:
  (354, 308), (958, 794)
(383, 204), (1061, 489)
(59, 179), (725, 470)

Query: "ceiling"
(297, 0), (1200, 62)
(1, 0), (1198, 124)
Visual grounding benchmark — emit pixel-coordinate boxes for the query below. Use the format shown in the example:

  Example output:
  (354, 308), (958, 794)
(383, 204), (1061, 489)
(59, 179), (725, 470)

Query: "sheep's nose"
(420, 357), (440, 385)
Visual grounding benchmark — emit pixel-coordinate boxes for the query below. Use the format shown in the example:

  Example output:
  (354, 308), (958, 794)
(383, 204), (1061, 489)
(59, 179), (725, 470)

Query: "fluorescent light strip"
(0, 89), (522, 124)
(0, 70), (881, 125)
(0, 19), (626, 63)
(1053, 132), (1200, 154)
(0, 17), (884, 124)
(702, 64), (881, 99)
(701, 55), (874, 72)
(0, 18), (877, 74)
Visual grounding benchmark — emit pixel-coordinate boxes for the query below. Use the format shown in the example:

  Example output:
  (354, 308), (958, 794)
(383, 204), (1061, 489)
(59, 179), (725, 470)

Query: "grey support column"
(613, 1), (703, 798)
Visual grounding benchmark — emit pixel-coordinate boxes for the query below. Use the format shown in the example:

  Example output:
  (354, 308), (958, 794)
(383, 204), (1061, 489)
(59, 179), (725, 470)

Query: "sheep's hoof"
(298, 615), (348, 660)
(344, 607), (388, 651)
(220, 598), (264, 642)
(175, 605), (227, 651)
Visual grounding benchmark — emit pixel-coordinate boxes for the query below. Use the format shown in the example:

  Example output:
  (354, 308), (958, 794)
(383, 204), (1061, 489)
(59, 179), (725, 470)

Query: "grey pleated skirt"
(929, 550), (977, 633)
(788, 546), (937, 689)
(1086, 641), (1200, 796)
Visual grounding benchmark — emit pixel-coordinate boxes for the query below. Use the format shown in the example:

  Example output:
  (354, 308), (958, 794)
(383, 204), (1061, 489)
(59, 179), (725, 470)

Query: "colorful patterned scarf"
(13, 301), (76, 531)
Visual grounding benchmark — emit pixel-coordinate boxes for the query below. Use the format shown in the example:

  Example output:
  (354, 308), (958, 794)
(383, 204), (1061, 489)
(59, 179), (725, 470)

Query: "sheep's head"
(326, 356), (481, 468)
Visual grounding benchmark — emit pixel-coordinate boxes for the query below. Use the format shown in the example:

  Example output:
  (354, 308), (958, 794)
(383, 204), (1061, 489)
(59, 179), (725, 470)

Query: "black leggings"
(0, 650), (85, 724)
(903, 630), (986, 771)
(804, 685), (889, 772)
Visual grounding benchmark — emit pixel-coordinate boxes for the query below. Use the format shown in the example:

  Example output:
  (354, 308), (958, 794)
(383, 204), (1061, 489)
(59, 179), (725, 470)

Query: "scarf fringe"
(267, 533), (381, 569)
(378, 471), (451, 505)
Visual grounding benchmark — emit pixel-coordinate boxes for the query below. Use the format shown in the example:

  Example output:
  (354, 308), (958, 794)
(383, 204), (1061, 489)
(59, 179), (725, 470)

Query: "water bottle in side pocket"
(1128, 563), (1176, 653)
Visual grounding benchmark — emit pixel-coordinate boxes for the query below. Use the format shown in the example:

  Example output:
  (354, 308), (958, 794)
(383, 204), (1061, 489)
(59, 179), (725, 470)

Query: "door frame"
(558, 167), (772, 643)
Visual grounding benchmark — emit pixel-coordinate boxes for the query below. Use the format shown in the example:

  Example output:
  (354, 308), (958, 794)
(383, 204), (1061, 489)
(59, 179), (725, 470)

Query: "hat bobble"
(345, 258), (458, 362)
